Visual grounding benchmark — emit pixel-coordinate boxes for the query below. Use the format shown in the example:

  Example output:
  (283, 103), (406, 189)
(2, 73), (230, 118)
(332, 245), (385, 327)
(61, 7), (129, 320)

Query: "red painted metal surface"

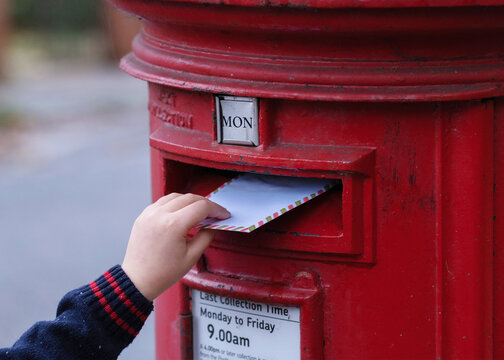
(108, 0), (502, 358)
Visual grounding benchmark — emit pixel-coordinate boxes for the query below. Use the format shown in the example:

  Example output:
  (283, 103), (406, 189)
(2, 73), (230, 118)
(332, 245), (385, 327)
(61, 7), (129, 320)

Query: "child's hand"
(121, 193), (231, 301)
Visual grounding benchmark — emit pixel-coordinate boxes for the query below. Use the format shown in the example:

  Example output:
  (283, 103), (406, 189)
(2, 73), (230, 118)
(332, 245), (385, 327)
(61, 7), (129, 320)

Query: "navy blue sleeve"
(0, 265), (153, 360)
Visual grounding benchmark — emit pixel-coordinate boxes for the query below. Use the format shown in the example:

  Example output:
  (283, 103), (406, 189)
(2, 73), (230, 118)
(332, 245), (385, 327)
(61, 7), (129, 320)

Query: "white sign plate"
(192, 289), (300, 360)
(215, 95), (259, 146)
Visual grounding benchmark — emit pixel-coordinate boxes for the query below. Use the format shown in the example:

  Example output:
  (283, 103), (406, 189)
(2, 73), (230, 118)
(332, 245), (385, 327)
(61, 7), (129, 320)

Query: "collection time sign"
(192, 289), (300, 360)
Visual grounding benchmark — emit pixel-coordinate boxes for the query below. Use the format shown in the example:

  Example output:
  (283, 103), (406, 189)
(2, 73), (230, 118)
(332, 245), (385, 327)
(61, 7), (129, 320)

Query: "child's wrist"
(122, 263), (157, 301)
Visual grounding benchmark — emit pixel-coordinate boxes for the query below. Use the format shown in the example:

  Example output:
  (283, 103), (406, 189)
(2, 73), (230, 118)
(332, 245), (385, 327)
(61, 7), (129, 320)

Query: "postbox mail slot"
(260, 184), (342, 237)
(165, 160), (373, 261)
(213, 174), (369, 258)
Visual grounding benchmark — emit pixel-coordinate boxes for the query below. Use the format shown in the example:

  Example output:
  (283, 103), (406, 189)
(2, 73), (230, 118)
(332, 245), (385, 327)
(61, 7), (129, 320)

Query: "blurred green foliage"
(0, 109), (21, 129)
(12, 0), (100, 31)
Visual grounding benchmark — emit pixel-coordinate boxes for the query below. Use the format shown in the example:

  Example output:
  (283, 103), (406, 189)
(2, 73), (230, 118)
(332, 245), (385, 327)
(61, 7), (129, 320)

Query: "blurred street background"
(0, 1), (154, 358)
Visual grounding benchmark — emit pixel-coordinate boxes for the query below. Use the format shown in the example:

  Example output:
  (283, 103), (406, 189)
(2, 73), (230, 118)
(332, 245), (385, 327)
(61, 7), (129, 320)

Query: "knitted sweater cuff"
(81, 265), (153, 343)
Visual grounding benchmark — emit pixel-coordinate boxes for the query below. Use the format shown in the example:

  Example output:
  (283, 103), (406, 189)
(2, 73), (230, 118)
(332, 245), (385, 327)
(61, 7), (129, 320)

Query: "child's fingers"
(160, 193), (208, 213)
(186, 229), (216, 265)
(153, 193), (182, 207)
(175, 199), (230, 231)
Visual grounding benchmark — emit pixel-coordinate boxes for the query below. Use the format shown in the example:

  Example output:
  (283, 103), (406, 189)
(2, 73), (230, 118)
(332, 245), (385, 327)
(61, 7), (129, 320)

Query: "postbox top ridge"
(113, 0), (504, 8)
(112, 0), (504, 101)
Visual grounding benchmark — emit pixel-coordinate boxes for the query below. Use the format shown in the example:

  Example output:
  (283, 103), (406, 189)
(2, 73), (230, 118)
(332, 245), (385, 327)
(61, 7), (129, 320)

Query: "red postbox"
(108, 0), (504, 358)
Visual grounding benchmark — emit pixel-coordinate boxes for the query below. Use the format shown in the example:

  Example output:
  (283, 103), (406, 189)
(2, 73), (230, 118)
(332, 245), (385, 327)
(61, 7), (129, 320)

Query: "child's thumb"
(186, 229), (216, 265)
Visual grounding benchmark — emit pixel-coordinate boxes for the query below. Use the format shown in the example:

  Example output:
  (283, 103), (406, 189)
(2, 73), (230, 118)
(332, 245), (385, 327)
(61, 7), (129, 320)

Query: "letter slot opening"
(163, 159), (370, 258)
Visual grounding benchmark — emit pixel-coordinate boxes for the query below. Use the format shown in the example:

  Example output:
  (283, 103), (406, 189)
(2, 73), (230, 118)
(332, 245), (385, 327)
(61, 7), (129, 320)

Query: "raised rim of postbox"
(109, 0), (504, 10)
(123, 54), (504, 103)
(121, 54), (504, 103)
(150, 126), (377, 177)
(112, 2), (504, 102)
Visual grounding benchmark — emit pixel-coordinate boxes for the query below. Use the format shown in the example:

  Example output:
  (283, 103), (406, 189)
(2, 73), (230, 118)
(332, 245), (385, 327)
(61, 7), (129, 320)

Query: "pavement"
(0, 63), (155, 359)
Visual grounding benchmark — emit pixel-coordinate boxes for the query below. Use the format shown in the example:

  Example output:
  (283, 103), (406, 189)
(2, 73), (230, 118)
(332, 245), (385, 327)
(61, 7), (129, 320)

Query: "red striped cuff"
(83, 265), (153, 342)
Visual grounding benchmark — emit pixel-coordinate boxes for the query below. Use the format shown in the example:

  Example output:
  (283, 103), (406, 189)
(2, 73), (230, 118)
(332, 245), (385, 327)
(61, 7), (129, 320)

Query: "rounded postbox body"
(108, 0), (504, 358)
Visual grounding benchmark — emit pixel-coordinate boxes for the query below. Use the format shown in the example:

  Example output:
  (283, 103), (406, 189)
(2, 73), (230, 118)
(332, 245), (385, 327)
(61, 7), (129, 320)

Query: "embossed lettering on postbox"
(216, 95), (259, 146)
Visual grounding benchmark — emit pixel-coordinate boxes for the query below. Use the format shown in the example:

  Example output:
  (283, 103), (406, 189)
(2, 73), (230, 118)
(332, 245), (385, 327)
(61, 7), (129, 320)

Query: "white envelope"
(197, 173), (336, 232)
